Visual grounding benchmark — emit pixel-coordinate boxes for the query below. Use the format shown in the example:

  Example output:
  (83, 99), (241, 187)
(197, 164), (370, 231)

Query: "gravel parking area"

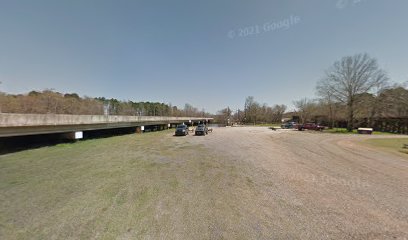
(187, 127), (408, 239)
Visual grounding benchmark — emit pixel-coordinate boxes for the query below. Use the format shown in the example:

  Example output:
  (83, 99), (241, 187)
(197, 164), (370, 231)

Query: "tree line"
(214, 53), (408, 133)
(0, 90), (210, 117)
(215, 97), (287, 125)
(293, 84), (408, 131)
(295, 53), (408, 132)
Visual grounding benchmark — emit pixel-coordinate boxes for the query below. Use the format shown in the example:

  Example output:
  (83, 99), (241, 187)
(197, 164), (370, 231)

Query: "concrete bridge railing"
(0, 113), (212, 127)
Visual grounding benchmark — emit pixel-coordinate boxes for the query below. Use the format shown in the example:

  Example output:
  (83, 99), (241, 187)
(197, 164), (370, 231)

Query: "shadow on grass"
(0, 127), (167, 155)
(0, 134), (75, 155)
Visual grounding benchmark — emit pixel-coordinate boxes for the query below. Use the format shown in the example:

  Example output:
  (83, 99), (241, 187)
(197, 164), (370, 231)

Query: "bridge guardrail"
(0, 113), (212, 127)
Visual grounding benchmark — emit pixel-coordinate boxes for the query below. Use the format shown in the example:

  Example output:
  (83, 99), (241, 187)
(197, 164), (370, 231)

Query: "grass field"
(364, 138), (408, 156)
(0, 130), (252, 239)
(324, 127), (394, 135)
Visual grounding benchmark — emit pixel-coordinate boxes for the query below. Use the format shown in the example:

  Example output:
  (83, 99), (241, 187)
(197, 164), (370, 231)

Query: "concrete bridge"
(0, 113), (213, 138)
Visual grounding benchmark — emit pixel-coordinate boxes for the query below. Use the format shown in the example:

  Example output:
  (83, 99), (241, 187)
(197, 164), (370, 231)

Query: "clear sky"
(1, 0), (407, 113)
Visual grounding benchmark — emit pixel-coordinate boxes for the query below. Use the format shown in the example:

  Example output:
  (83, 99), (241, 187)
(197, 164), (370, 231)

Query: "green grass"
(0, 129), (257, 239)
(324, 128), (395, 135)
(364, 138), (408, 156)
(0, 132), (167, 239)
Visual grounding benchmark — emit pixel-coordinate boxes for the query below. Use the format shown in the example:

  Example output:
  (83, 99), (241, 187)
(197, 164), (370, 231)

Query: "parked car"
(298, 123), (325, 131)
(175, 125), (189, 136)
(195, 124), (208, 136)
(281, 122), (297, 129)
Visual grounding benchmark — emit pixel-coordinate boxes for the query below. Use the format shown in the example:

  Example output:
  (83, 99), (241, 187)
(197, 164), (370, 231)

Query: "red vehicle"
(298, 123), (325, 131)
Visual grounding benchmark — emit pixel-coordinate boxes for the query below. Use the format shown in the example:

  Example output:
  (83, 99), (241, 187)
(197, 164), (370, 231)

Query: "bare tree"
(316, 84), (338, 128)
(376, 86), (408, 118)
(271, 104), (287, 123)
(216, 107), (232, 125)
(317, 53), (388, 131)
(244, 96), (260, 124)
(293, 98), (317, 124)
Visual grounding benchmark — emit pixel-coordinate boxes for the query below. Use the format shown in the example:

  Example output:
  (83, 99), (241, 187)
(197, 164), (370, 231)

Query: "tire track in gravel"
(192, 127), (408, 239)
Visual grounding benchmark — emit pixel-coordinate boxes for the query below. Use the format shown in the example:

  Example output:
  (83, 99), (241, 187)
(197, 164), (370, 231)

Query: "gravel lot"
(186, 127), (408, 239)
(1, 127), (407, 239)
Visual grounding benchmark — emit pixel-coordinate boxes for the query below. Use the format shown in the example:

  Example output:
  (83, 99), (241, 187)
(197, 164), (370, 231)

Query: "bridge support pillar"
(63, 131), (83, 140)
(135, 126), (142, 134)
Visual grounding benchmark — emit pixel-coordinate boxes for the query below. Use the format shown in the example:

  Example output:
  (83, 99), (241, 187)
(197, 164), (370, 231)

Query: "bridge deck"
(0, 113), (212, 137)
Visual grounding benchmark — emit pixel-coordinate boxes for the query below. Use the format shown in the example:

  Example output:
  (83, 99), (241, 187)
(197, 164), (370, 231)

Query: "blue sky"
(1, 0), (407, 113)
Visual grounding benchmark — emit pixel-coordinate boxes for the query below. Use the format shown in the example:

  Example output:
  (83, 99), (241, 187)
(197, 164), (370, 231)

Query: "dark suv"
(195, 124), (208, 136)
(175, 125), (189, 136)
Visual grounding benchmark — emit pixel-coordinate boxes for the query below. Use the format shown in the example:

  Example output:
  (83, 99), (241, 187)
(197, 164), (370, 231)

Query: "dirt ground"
(0, 127), (407, 239)
(187, 127), (408, 239)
